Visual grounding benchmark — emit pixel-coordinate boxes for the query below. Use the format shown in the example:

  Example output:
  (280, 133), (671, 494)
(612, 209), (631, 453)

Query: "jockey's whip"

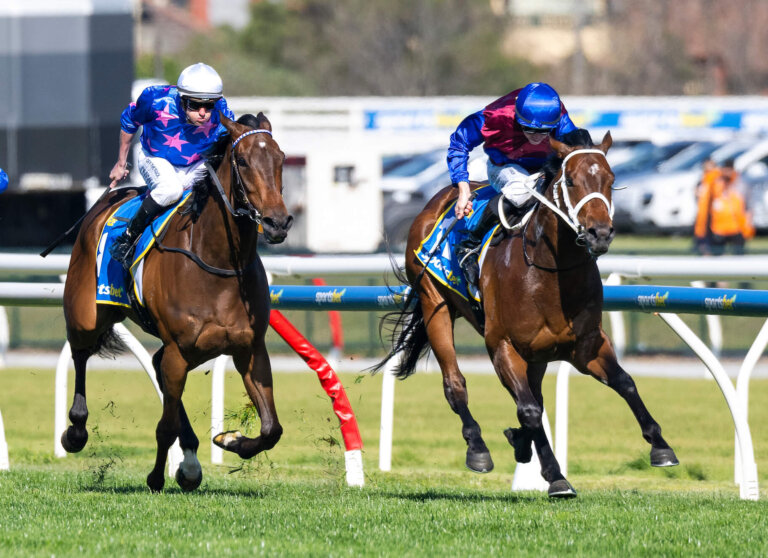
(400, 189), (478, 310)
(40, 164), (132, 258)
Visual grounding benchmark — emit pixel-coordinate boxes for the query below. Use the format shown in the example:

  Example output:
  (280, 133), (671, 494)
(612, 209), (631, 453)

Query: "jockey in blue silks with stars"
(448, 82), (578, 289)
(108, 62), (235, 269)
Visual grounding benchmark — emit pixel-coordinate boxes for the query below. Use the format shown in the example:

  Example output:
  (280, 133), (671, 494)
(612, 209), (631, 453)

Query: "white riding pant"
(486, 160), (541, 208)
(138, 148), (207, 206)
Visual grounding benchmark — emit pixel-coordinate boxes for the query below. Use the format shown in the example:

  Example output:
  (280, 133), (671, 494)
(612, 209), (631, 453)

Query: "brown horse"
(377, 131), (678, 497)
(62, 113), (293, 492)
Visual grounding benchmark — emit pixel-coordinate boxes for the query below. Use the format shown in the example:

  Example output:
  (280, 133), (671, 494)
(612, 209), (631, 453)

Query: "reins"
(508, 148), (612, 272)
(151, 128), (273, 277)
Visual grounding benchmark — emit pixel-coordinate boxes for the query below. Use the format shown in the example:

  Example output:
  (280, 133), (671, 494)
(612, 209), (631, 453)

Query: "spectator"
(693, 158), (755, 256)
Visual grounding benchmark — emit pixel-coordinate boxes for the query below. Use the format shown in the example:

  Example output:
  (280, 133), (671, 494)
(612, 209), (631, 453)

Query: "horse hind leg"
(577, 332), (678, 468)
(151, 347), (202, 492)
(60, 348), (91, 453)
(213, 340), (283, 460)
(422, 295), (493, 473)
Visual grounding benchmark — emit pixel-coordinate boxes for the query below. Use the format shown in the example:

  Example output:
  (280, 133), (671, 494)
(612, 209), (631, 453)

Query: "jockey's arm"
(109, 130), (134, 188)
(448, 110), (485, 219)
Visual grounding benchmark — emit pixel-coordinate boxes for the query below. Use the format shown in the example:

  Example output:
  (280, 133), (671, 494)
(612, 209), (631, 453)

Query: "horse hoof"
(650, 447), (679, 467)
(175, 467), (202, 492)
(146, 471), (165, 493)
(548, 479), (577, 499)
(213, 430), (243, 452)
(466, 450), (494, 473)
(503, 428), (532, 463)
(60, 428), (88, 453)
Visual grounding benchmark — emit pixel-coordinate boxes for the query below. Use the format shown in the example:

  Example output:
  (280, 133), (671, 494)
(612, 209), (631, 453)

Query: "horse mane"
(181, 114), (261, 220)
(540, 128), (595, 186)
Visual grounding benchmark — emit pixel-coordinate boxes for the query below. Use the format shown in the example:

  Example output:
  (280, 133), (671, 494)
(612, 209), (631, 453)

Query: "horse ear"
(219, 113), (240, 135)
(256, 111), (272, 132)
(599, 131), (613, 154)
(550, 136), (575, 159)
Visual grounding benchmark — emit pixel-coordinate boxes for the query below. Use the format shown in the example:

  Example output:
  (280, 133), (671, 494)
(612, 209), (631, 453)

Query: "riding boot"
(456, 197), (502, 290)
(109, 196), (165, 271)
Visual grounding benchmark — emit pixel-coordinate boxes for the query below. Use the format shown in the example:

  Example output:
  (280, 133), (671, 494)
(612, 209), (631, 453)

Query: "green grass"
(2, 366), (768, 555)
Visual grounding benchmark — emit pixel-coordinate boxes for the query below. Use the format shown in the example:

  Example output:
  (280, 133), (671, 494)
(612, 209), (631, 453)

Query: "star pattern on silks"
(154, 101), (176, 127)
(181, 152), (202, 164)
(162, 132), (189, 151)
(192, 120), (216, 138)
(146, 136), (159, 154)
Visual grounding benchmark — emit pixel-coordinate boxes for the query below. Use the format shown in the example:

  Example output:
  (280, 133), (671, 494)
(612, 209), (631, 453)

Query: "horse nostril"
(263, 215), (294, 232)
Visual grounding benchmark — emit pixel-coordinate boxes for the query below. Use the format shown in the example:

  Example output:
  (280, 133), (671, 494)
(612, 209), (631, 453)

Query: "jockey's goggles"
(184, 97), (217, 111)
(520, 124), (551, 135)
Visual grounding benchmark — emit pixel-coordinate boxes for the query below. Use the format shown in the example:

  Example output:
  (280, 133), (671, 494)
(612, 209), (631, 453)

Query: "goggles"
(521, 124), (551, 135)
(184, 97), (217, 111)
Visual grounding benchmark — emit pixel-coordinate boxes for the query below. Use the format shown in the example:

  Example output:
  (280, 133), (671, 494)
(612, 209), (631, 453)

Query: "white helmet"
(177, 63), (223, 100)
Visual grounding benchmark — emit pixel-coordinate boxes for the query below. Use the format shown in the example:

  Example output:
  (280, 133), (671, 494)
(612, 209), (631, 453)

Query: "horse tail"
(93, 326), (128, 359)
(370, 266), (431, 379)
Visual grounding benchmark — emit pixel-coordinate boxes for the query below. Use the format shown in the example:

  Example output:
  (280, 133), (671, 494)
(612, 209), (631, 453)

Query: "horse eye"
(237, 157), (248, 167)
(566, 177), (574, 188)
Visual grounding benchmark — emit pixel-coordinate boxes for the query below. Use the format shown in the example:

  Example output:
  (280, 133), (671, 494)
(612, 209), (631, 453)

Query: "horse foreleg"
(422, 296), (493, 473)
(60, 348), (91, 453)
(215, 340), (282, 460)
(492, 340), (575, 497)
(146, 345), (189, 492)
(575, 331), (678, 467)
(151, 347), (201, 492)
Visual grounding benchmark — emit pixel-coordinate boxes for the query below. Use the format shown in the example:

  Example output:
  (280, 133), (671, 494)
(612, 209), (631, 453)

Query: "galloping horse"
(377, 131), (678, 497)
(62, 113), (293, 492)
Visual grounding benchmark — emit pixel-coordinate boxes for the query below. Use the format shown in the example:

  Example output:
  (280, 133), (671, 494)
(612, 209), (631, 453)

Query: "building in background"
(0, 0), (133, 190)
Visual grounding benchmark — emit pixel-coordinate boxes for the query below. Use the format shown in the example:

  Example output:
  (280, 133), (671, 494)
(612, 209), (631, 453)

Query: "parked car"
(620, 138), (768, 233)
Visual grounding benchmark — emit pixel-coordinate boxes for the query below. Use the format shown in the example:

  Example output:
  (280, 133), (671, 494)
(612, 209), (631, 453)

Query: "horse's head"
(549, 132), (614, 256)
(221, 113), (294, 244)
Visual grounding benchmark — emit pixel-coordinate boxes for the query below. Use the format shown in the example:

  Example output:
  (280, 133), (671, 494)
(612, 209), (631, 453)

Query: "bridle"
(499, 148), (613, 244)
(206, 128), (275, 225)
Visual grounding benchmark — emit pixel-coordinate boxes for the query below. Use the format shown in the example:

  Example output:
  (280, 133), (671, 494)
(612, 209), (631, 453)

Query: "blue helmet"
(515, 83), (563, 130)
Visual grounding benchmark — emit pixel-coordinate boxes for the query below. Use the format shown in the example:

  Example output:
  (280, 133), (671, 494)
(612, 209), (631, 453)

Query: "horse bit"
(499, 148), (614, 245)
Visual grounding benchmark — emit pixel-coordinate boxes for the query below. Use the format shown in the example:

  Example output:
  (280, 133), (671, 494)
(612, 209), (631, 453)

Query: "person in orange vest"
(693, 157), (755, 256)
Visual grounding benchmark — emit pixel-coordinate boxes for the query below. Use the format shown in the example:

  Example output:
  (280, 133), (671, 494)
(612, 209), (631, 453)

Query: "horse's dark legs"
(422, 294), (493, 473)
(146, 345), (191, 492)
(151, 347), (202, 491)
(575, 331), (678, 467)
(60, 348), (92, 453)
(491, 340), (575, 497)
(213, 339), (283, 459)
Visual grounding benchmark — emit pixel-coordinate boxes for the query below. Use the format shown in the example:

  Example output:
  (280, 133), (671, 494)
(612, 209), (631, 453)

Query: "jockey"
(448, 82), (577, 289)
(108, 62), (235, 269)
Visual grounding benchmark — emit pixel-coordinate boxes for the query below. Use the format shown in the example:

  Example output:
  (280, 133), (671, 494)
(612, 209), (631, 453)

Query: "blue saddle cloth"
(413, 184), (499, 303)
(95, 191), (192, 308)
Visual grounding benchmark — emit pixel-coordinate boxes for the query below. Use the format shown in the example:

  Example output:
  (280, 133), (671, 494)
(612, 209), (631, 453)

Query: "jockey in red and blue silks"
(448, 82), (578, 290)
(108, 62), (235, 270)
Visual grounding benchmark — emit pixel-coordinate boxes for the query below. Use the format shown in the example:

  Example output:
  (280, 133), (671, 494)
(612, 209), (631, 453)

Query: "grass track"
(1, 366), (768, 555)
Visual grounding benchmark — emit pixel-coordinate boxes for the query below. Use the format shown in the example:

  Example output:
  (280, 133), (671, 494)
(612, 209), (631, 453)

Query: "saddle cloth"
(413, 184), (500, 303)
(95, 191), (192, 308)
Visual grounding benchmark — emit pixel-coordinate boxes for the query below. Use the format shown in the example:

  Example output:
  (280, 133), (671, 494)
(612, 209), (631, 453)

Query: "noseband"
(210, 128), (275, 224)
(500, 148), (613, 244)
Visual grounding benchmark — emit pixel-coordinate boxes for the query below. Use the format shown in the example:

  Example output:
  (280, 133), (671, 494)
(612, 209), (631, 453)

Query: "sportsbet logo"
(636, 291), (669, 309)
(704, 294), (736, 311)
(98, 283), (124, 298)
(315, 288), (346, 303)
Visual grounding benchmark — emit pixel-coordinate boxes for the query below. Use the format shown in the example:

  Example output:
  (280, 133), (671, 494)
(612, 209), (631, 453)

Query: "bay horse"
(377, 131), (678, 497)
(61, 113), (293, 492)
